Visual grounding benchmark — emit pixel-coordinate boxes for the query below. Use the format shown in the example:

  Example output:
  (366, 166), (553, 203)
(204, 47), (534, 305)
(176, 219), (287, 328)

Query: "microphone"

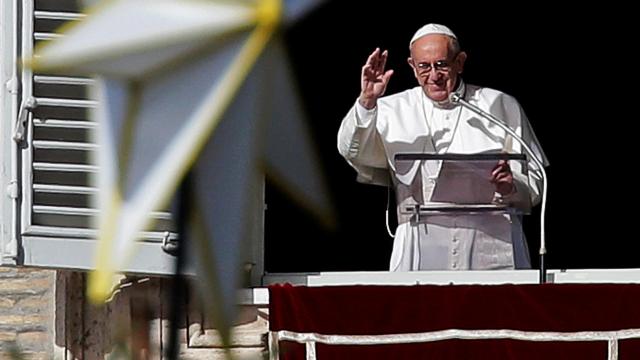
(449, 92), (549, 284)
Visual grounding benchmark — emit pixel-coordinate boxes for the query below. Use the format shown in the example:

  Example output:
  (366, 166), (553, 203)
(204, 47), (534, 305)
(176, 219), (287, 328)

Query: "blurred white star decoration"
(28, 0), (331, 348)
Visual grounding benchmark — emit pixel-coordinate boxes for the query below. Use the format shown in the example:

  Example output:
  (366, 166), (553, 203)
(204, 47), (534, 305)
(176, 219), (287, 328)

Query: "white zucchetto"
(410, 23), (457, 47)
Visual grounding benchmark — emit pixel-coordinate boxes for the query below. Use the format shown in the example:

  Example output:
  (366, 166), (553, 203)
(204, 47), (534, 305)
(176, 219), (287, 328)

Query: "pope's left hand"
(491, 159), (514, 196)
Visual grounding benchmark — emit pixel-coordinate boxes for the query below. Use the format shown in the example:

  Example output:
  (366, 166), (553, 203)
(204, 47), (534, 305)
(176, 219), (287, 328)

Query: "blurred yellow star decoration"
(28, 0), (330, 349)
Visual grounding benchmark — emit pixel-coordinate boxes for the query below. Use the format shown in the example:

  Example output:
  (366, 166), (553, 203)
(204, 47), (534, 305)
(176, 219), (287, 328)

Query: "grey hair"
(449, 37), (461, 55)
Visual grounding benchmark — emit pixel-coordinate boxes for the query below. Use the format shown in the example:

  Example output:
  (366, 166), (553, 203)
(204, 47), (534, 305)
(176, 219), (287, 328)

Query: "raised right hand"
(359, 48), (394, 110)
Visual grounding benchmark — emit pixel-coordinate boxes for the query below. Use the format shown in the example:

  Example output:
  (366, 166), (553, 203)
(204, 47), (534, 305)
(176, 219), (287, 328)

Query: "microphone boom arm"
(449, 93), (549, 283)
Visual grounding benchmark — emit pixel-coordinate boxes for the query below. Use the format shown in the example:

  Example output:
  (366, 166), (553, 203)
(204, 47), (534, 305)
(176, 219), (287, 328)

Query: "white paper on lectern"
(429, 159), (498, 204)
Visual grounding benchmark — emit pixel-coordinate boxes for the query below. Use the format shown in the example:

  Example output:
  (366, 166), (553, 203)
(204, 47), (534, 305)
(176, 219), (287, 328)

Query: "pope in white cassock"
(338, 23), (549, 271)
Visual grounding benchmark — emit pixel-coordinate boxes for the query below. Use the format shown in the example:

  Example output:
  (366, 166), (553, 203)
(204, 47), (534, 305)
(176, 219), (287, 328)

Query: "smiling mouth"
(428, 84), (445, 90)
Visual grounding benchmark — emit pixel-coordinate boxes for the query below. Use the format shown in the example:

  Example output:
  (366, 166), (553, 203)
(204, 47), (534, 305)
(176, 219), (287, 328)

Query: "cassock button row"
(452, 249), (458, 255)
(452, 262), (458, 269)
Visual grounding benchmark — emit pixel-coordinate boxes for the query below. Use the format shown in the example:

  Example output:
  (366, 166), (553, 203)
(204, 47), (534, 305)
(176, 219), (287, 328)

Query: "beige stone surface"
(2, 267), (269, 359)
(0, 266), (54, 356)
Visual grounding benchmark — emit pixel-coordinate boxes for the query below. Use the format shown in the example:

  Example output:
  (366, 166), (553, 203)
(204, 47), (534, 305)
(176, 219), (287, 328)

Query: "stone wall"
(0, 266), (55, 359)
(1, 267), (268, 359)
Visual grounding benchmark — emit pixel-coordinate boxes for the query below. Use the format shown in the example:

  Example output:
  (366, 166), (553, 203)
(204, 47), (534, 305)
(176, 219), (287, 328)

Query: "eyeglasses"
(416, 60), (452, 73)
(414, 53), (459, 74)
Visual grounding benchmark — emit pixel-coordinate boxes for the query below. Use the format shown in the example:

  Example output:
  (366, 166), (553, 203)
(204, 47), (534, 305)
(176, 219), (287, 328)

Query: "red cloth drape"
(269, 283), (640, 359)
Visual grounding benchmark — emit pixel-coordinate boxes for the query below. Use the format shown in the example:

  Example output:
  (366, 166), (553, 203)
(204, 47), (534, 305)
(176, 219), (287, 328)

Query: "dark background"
(265, 1), (638, 272)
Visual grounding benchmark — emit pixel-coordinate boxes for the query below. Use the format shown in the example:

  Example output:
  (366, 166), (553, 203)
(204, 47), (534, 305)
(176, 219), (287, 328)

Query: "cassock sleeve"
(496, 94), (549, 208)
(337, 100), (390, 186)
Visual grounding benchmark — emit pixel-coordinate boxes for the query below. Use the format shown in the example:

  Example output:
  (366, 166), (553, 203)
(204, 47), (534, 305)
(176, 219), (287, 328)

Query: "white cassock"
(337, 81), (548, 271)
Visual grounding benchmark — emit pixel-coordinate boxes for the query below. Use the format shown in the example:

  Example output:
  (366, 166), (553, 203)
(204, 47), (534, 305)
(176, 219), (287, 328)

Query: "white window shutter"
(13, 0), (179, 275)
(4, 0), (265, 283)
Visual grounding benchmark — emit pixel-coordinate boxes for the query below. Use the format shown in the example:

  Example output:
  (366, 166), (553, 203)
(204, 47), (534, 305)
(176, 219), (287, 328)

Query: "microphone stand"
(449, 93), (548, 284)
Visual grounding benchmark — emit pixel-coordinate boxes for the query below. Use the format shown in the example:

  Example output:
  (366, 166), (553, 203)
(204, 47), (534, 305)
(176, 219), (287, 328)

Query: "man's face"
(408, 34), (466, 102)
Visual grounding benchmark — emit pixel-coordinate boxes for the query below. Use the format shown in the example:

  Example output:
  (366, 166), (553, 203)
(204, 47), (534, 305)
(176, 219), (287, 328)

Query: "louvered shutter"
(7, 0), (264, 283)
